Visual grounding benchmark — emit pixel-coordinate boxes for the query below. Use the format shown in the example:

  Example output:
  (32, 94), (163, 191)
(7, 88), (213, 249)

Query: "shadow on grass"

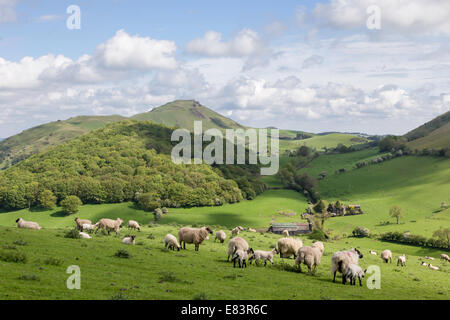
(50, 210), (70, 218)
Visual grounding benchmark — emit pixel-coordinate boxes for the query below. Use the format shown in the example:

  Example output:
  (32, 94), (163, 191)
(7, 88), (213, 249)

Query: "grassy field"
(277, 133), (367, 153)
(0, 224), (448, 300)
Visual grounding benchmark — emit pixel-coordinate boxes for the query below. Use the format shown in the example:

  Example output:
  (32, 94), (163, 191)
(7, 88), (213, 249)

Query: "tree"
(313, 200), (327, 214)
(389, 206), (403, 224)
(137, 192), (160, 212)
(61, 196), (82, 215)
(433, 227), (450, 248)
(38, 190), (57, 209)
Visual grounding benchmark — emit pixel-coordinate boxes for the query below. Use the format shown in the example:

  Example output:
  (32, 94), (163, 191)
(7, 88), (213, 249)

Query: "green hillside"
(277, 133), (367, 153)
(131, 100), (247, 131)
(0, 115), (126, 170)
(405, 111), (450, 150)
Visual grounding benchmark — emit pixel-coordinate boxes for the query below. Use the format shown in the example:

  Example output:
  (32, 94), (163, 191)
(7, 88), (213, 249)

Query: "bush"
(308, 229), (326, 241)
(38, 190), (57, 209)
(154, 208), (163, 221)
(0, 250), (27, 263)
(64, 228), (81, 239)
(44, 257), (64, 266)
(158, 271), (180, 283)
(18, 274), (40, 281)
(137, 193), (160, 212)
(352, 226), (370, 237)
(114, 249), (131, 258)
(60, 196), (82, 215)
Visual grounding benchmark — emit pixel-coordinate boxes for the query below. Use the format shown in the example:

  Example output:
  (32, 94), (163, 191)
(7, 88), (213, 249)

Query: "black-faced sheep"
(440, 253), (450, 262)
(122, 235), (136, 245)
(178, 226), (213, 251)
(343, 263), (366, 286)
(127, 220), (141, 231)
(232, 248), (254, 268)
(331, 248), (363, 283)
(16, 218), (41, 230)
(428, 264), (439, 270)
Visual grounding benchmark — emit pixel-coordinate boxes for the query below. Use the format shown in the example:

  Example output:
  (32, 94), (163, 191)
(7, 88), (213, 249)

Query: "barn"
(268, 222), (312, 235)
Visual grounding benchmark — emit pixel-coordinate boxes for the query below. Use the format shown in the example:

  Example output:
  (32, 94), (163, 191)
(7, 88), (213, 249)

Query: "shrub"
(308, 229), (326, 241)
(114, 249), (131, 258)
(64, 228), (80, 239)
(0, 250), (27, 263)
(352, 226), (370, 237)
(38, 190), (57, 209)
(18, 274), (40, 281)
(44, 257), (64, 266)
(158, 271), (179, 283)
(60, 196), (82, 215)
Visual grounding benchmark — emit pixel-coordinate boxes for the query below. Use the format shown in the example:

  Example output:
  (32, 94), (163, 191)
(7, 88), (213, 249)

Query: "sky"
(0, 0), (449, 138)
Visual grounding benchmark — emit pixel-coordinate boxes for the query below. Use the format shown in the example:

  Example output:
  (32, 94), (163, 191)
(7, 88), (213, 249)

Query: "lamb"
(381, 250), (392, 263)
(231, 227), (240, 235)
(343, 263), (366, 286)
(15, 218), (41, 230)
(214, 230), (227, 243)
(249, 248), (277, 266)
(79, 232), (92, 239)
(94, 218), (123, 237)
(397, 254), (406, 267)
(74, 217), (92, 231)
(369, 250), (377, 255)
(227, 237), (249, 261)
(276, 237), (303, 259)
(178, 226), (213, 251)
(424, 256), (435, 260)
(331, 248), (363, 283)
(81, 223), (95, 233)
(248, 228), (257, 233)
(122, 235), (136, 245)
(127, 220), (141, 231)
(282, 229), (290, 237)
(232, 248), (254, 268)
(295, 245), (323, 273)
(440, 254), (450, 262)
(164, 234), (181, 251)
(428, 264), (439, 270)
(420, 261), (427, 266)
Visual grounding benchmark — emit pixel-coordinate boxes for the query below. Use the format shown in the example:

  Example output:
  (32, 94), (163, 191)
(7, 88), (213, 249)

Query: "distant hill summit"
(405, 111), (450, 150)
(131, 100), (246, 131)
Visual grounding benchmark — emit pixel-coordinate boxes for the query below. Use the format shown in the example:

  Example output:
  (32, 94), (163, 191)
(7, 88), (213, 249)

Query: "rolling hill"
(405, 111), (450, 150)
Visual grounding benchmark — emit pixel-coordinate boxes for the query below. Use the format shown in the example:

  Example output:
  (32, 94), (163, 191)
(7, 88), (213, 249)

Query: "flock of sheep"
(14, 217), (449, 286)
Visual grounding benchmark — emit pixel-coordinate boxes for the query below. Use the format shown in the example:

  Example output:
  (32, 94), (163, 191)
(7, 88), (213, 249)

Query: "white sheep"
(231, 227), (240, 235)
(178, 226), (213, 251)
(227, 237), (249, 261)
(122, 235), (136, 245)
(74, 217), (92, 231)
(276, 237), (303, 259)
(312, 241), (324, 254)
(420, 261), (427, 266)
(214, 230), (227, 243)
(249, 248), (277, 266)
(232, 248), (254, 268)
(94, 218), (123, 237)
(331, 248), (363, 283)
(424, 256), (435, 260)
(81, 223), (95, 233)
(248, 228), (257, 233)
(295, 245), (323, 273)
(369, 250), (377, 255)
(15, 218), (41, 230)
(440, 253), (450, 262)
(343, 263), (366, 286)
(397, 254), (406, 267)
(79, 232), (92, 239)
(127, 220), (141, 231)
(164, 234), (181, 251)
(282, 229), (289, 237)
(381, 250), (392, 263)
(428, 264), (439, 270)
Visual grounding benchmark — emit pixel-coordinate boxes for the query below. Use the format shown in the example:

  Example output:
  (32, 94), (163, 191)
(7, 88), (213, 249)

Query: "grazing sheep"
(74, 217), (92, 231)
(440, 254), (450, 262)
(122, 235), (136, 245)
(421, 261), (427, 266)
(232, 248), (254, 268)
(127, 220), (141, 231)
(397, 254), (406, 267)
(424, 256), (435, 260)
(369, 250), (377, 255)
(178, 226), (213, 251)
(296, 245), (323, 273)
(331, 248), (363, 283)
(15, 218), (41, 230)
(237, 226), (244, 231)
(428, 264), (439, 270)
(276, 237), (303, 259)
(79, 232), (92, 239)
(381, 250), (392, 263)
(94, 218), (123, 237)
(248, 228), (257, 233)
(81, 223), (95, 233)
(231, 227), (240, 235)
(227, 237), (249, 261)
(164, 234), (181, 251)
(282, 229), (290, 237)
(215, 230), (227, 243)
(312, 241), (324, 254)
(343, 264), (366, 286)
(249, 248), (277, 266)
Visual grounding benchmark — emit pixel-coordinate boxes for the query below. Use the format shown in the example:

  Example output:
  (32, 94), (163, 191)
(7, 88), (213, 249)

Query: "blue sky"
(0, 0), (449, 137)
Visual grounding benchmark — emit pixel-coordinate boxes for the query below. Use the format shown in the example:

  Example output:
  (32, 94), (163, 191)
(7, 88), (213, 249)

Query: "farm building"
(268, 222), (312, 235)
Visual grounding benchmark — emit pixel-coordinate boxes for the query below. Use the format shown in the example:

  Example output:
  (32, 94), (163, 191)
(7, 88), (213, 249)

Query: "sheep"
(369, 250), (377, 255)
(15, 218), (41, 230)
(424, 256), (435, 260)
(231, 227), (240, 235)
(74, 217), (92, 231)
(94, 218), (123, 237)
(397, 254), (406, 267)
(276, 237), (303, 259)
(331, 248), (363, 283)
(420, 261), (427, 266)
(127, 220), (141, 231)
(79, 232), (92, 239)
(164, 234), (181, 251)
(248, 228), (257, 233)
(249, 248), (278, 266)
(122, 235), (136, 245)
(343, 264), (366, 286)
(312, 241), (324, 254)
(282, 229), (289, 237)
(81, 223), (95, 233)
(227, 237), (249, 262)
(381, 250), (392, 263)
(295, 245), (323, 273)
(237, 226), (244, 231)
(440, 254), (450, 262)
(214, 230), (227, 243)
(178, 226), (213, 251)
(428, 264), (439, 271)
(232, 248), (254, 268)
